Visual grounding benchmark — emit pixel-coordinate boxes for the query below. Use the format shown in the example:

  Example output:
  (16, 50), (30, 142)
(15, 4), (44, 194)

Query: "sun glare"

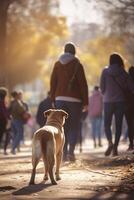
(60, 0), (103, 25)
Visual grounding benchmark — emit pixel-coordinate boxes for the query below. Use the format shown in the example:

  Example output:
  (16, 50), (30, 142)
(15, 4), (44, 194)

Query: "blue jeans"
(55, 100), (82, 157)
(91, 117), (102, 140)
(11, 119), (24, 152)
(104, 102), (125, 147)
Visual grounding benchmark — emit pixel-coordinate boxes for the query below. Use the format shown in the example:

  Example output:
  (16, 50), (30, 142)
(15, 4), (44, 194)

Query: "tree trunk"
(0, 0), (10, 87)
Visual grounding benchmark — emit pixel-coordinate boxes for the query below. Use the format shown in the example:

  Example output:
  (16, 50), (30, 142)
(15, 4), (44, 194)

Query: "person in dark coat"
(0, 87), (10, 154)
(125, 66), (134, 151)
(36, 91), (52, 127)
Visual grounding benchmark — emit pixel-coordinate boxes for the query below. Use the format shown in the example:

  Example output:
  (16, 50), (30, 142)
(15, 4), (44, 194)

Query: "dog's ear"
(44, 109), (52, 117)
(61, 110), (68, 119)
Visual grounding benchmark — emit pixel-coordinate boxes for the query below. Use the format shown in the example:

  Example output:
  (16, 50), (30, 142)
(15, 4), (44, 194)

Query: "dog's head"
(44, 109), (68, 126)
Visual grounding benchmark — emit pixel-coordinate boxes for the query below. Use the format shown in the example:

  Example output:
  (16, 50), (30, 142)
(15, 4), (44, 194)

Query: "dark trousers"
(11, 119), (24, 152)
(104, 102), (125, 147)
(55, 100), (82, 157)
(0, 119), (7, 143)
(0, 123), (6, 146)
(0, 121), (10, 152)
(125, 107), (134, 148)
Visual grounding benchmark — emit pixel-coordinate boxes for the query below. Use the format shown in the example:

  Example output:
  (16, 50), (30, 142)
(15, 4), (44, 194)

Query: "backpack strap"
(68, 61), (79, 91)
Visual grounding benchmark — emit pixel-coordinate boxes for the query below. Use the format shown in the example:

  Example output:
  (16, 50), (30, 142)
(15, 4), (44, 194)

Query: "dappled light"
(0, 1), (134, 200)
(0, 0), (68, 89)
(0, 139), (133, 199)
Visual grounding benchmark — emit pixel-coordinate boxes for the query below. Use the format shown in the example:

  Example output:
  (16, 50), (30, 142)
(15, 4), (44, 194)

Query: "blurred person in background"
(0, 87), (11, 155)
(18, 90), (29, 112)
(100, 53), (134, 156)
(89, 86), (103, 148)
(36, 91), (52, 127)
(18, 90), (31, 144)
(125, 66), (134, 151)
(10, 91), (26, 154)
(50, 42), (88, 162)
(78, 110), (88, 152)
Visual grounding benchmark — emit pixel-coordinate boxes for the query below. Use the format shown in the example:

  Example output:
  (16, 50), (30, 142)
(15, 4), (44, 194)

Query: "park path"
(0, 139), (134, 200)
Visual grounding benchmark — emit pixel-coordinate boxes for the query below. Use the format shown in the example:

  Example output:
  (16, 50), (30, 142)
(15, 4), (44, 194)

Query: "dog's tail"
(39, 131), (56, 168)
(39, 131), (56, 184)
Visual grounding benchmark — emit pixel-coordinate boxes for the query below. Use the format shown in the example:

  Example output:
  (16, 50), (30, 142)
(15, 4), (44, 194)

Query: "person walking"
(50, 42), (88, 161)
(125, 66), (134, 151)
(0, 87), (11, 155)
(18, 90), (31, 145)
(10, 91), (26, 154)
(89, 86), (103, 148)
(36, 91), (52, 127)
(100, 52), (134, 156)
(18, 90), (29, 112)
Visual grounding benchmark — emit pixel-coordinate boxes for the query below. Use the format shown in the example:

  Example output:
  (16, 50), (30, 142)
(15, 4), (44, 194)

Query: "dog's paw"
(44, 175), (49, 181)
(56, 176), (61, 181)
(52, 180), (57, 185)
(29, 182), (35, 185)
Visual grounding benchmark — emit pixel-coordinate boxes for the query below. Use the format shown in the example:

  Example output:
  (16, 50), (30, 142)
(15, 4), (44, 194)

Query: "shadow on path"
(12, 182), (52, 196)
(0, 186), (16, 192)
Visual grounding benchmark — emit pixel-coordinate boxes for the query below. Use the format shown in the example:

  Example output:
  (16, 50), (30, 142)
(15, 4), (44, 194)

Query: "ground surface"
(0, 139), (134, 200)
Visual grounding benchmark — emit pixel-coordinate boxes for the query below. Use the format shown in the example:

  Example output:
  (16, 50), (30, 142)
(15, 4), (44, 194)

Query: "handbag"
(22, 111), (31, 123)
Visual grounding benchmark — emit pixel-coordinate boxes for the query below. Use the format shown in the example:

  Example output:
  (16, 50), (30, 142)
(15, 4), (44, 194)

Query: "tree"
(95, 0), (134, 33)
(80, 35), (128, 87)
(0, 0), (68, 89)
(0, 0), (15, 86)
(94, 0), (134, 63)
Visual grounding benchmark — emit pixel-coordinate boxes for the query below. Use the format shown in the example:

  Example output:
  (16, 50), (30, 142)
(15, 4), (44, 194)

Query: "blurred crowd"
(0, 44), (134, 160)
(0, 84), (133, 157)
(0, 89), (31, 155)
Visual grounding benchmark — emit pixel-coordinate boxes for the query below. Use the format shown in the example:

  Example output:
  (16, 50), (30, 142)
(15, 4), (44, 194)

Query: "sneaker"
(17, 147), (21, 152)
(63, 156), (68, 162)
(98, 139), (102, 147)
(94, 143), (97, 148)
(105, 144), (113, 156)
(11, 150), (16, 155)
(67, 154), (76, 162)
(127, 146), (133, 151)
(112, 148), (118, 157)
(98, 143), (103, 147)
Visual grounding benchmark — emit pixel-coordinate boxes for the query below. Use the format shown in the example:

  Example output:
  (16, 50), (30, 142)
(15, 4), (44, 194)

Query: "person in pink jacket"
(89, 86), (103, 148)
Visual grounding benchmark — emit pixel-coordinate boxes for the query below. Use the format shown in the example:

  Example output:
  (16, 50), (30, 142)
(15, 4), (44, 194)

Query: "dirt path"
(0, 141), (134, 200)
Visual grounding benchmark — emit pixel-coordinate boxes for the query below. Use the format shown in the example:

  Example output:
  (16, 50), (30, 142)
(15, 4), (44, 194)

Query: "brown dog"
(29, 109), (68, 185)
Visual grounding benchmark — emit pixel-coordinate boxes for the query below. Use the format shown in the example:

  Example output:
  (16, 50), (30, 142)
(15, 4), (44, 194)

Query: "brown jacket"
(50, 58), (88, 106)
(10, 99), (26, 120)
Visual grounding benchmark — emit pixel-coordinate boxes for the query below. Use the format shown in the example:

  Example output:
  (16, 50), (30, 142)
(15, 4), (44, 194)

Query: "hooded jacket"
(100, 64), (134, 103)
(50, 53), (88, 106)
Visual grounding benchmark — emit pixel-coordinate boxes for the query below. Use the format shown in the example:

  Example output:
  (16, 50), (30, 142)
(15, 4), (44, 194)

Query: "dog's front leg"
(55, 151), (62, 181)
